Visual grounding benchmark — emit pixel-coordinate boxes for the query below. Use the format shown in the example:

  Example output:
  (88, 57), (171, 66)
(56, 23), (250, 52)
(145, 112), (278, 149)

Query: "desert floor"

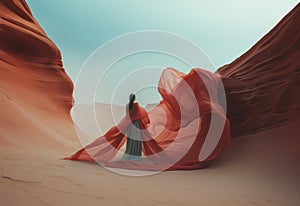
(1, 119), (299, 206)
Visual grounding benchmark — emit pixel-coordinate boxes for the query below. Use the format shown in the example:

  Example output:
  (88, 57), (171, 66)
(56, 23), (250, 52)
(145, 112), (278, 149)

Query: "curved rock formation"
(0, 0), (73, 113)
(0, 0), (79, 150)
(218, 3), (300, 137)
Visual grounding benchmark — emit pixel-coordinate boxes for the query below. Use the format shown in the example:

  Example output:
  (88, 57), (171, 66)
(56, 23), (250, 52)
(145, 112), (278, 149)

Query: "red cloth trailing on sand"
(64, 68), (230, 171)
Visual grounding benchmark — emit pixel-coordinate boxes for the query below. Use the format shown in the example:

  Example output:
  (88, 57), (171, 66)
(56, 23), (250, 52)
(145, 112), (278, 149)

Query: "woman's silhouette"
(121, 94), (142, 161)
(63, 68), (230, 171)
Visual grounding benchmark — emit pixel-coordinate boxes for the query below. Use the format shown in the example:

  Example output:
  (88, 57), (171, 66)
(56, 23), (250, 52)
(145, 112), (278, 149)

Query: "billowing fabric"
(64, 68), (230, 171)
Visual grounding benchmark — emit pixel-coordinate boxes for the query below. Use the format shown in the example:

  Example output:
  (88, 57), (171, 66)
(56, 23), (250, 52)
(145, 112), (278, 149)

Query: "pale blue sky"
(26, 0), (298, 105)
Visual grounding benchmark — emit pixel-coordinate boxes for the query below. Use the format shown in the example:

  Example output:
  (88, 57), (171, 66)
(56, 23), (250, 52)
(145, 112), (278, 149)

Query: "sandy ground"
(1, 119), (299, 206)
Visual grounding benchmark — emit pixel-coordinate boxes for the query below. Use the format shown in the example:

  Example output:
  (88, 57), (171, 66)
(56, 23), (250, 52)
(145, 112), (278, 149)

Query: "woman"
(121, 94), (142, 161)
(63, 68), (230, 171)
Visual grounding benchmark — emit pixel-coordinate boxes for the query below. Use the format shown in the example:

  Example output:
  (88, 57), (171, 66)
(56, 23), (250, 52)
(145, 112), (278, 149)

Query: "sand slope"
(218, 3), (300, 137)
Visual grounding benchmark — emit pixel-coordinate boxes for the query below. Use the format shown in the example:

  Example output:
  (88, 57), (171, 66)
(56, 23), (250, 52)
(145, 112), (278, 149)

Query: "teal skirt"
(121, 120), (142, 161)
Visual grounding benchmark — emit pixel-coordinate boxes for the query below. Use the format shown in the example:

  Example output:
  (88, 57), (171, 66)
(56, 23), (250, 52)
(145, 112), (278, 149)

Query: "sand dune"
(145, 103), (158, 111)
(71, 103), (124, 145)
(71, 102), (158, 138)
(0, 0), (299, 205)
(218, 3), (300, 137)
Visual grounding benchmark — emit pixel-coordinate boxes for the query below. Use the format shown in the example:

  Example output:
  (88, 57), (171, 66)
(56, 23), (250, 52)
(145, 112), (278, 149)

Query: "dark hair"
(129, 94), (135, 110)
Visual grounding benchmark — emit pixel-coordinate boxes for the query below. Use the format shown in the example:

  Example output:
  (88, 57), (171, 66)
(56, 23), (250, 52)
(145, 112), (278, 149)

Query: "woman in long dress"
(63, 68), (231, 171)
(121, 94), (142, 161)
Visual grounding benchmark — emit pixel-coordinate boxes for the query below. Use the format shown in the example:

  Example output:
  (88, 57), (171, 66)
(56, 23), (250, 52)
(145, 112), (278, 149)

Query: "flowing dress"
(121, 104), (142, 161)
(63, 68), (231, 171)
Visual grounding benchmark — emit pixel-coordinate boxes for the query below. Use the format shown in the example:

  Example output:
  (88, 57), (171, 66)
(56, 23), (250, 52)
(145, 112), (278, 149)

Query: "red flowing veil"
(64, 68), (230, 171)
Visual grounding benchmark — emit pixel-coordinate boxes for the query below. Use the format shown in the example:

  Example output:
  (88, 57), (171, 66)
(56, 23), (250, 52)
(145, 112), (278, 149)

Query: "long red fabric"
(64, 68), (230, 171)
